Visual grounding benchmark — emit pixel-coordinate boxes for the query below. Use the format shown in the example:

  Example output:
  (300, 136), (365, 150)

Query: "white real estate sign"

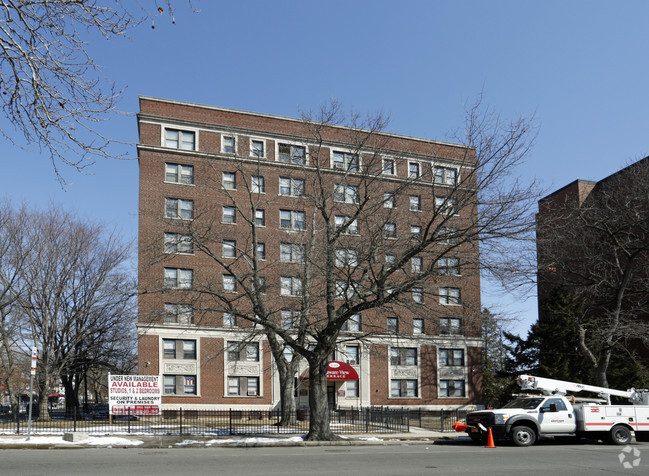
(108, 375), (161, 416)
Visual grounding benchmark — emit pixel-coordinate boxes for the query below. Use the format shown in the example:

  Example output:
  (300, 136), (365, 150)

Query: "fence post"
(407, 409), (410, 432)
(229, 408), (233, 435)
(365, 407), (369, 433)
(74, 407), (77, 432)
(16, 411), (20, 434)
(179, 408), (183, 436)
(128, 407), (131, 434)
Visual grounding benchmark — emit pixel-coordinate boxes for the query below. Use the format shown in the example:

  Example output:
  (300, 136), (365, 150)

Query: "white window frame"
(332, 150), (360, 172)
(222, 135), (236, 154)
(411, 225), (422, 241)
(250, 138), (266, 158)
(223, 312), (236, 327)
(279, 209), (305, 230)
(255, 209), (265, 226)
(223, 274), (236, 292)
(408, 161), (421, 179)
(439, 349), (465, 367)
(438, 257), (460, 275)
(165, 163), (194, 185)
(346, 380), (359, 398)
(251, 175), (265, 193)
(280, 243), (305, 263)
(280, 276), (303, 296)
(413, 318), (424, 334)
(164, 303), (194, 324)
(385, 223), (396, 239)
(382, 158), (396, 176)
(222, 206), (236, 224)
(222, 240), (236, 258)
(277, 142), (307, 165)
(383, 192), (395, 208)
(342, 314), (361, 332)
(409, 195), (421, 211)
(439, 287), (461, 306)
(412, 287), (424, 303)
(334, 183), (359, 204)
(440, 317), (462, 335)
(165, 198), (194, 220)
(335, 215), (359, 235)
(434, 166), (458, 185)
(256, 242), (266, 260)
(335, 248), (359, 267)
(439, 379), (466, 398)
(435, 196), (458, 215)
(164, 128), (196, 151)
(390, 379), (419, 398)
(164, 268), (193, 289)
(222, 172), (236, 190)
(411, 256), (423, 273)
(345, 345), (360, 365)
(279, 177), (305, 196)
(164, 232), (193, 254)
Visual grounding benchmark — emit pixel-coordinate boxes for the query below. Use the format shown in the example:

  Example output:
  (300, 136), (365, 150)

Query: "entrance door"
(327, 382), (336, 410)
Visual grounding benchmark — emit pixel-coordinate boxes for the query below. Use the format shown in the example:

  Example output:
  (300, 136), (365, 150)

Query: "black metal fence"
(409, 408), (470, 432)
(0, 407), (411, 436)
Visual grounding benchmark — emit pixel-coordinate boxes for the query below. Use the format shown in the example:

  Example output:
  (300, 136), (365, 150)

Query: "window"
(165, 198), (194, 220)
(385, 254), (396, 267)
(391, 379), (418, 397)
(413, 318), (424, 334)
(383, 192), (395, 208)
(412, 287), (423, 303)
(409, 195), (421, 211)
(387, 317), (398, 333)
(334, 183), (359, 204)
(438, 226), (459, 245)
(335, 248), (359, 267)
(345, 345), (360, 365)
(411, 225), (422, 241)
(384, 223), (396, 239)
(162, 339), (196, 360)
(223, 274), (236, 292)
(335, 280), (356, 300)
(164, 268), (193, 288)
(382, 158), (395, 175)
(390, 347), (417, 366)
(223, 206), (236, 224)
(346, 380), (359, 398)
(279, 177), (305, 196)
(255, 209), (265, 226)
(164, 233), (193, 254)
(227, 342), (259, 362)
(439, 349), (464, 367)
(223, 312), (236, 327)
(278, 143), (306, 164)
(440, 317), (462, 335)
(280, 243), (305, 263)
(251, 140), (265, 158)
(165, 163), (194, 184)
(222, 135), (235, 154)
(280, 210), (305, 230)
(165, 129), (195, 150)
(411, 256), (423, 273)
(256, 242), (266, 260)
(164, 375), (197, 395)
(438, 257), (460, 275)
(435, 196), (457, 215)
(251, 176), (265, 193)
(332, 151), (359, 171)
(281, 310), (299, 329)
(280, 276), (302, 296)
(341, 314), (361, 331)
(439, 380), (465, 398)
(434, 166), (457, 185)
(439, 287), (461, 305)
(408, 162), (420, 179)
(254, 276), (266, 293)
(164, 303), (193, 324)
(223, 240), (236, 258)
(335, 216), (359, 235)
(223, 172), (236, 190)
(228, 376), (260, 396)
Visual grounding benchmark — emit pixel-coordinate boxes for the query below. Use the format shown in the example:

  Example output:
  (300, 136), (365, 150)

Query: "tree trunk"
(306, 359), (336, 441)
(278, 369), (297, 426)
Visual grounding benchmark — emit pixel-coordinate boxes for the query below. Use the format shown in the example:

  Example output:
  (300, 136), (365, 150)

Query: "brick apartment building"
(137, 97), (483, 410)
(536, 157), (649, 383)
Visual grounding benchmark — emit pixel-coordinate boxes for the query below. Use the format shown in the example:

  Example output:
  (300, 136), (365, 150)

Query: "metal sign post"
(26, 347), (37, 440)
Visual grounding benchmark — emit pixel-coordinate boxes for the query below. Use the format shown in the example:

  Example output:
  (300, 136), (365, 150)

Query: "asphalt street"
(1, 440), (647, 476)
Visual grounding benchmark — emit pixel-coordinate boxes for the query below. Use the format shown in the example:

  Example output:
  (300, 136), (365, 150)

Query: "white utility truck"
(461, 375), (649, 446)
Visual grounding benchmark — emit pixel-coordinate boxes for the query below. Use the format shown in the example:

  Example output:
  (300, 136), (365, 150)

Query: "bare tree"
(146, 98), (538, 440)
(0, 1), (191, 184)
(537, 157), (649, 387)
(10, 205), (136, 419)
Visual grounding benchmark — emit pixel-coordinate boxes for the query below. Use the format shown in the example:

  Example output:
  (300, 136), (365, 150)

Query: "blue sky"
(2, 0), (648, 334)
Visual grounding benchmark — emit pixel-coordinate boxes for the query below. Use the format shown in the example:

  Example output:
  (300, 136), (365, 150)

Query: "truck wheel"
(511, 426), (536, 447)
(608, 425), (632, 445)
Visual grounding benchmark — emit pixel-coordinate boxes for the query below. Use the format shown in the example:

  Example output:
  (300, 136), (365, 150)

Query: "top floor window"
(165, 129), (195, 150)
(222, 135), (236, 154)
(251, 139), (265, 158)
(408, 162), (420, 179)
(278, 143), (306, 164)
(434, 166), (457, 185)
(383, 158), (395, 175)
(332, 151), (359, 172)
(165, 163), (194, 185)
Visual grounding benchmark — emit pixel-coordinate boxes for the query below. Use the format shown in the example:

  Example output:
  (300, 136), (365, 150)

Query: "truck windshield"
(501, 398), (544, 410)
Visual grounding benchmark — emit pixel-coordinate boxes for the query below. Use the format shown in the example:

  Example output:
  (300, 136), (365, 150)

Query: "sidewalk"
(0, 427), (466, 449)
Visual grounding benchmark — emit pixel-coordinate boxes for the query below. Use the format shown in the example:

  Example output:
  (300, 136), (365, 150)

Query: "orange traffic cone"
(485, 427), (496, 448)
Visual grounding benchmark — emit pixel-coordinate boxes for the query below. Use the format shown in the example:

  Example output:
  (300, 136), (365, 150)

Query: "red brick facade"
(137, 97), (483, 409)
